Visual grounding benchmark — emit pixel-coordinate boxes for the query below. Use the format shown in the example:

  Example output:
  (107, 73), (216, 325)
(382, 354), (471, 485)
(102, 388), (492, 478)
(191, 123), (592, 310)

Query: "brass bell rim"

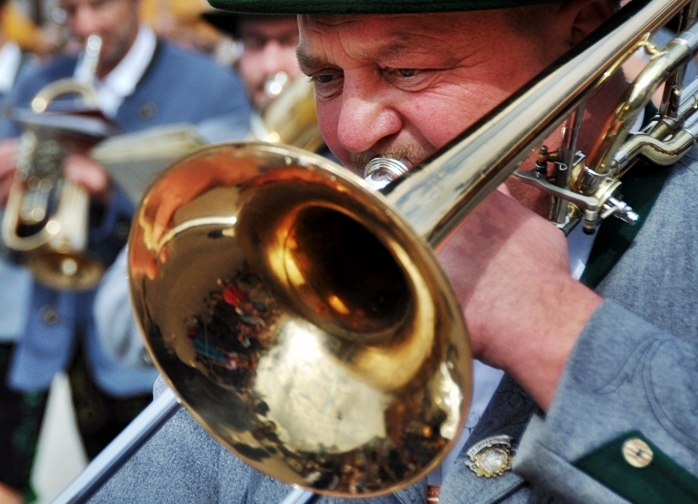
(26, 250), (105, 291)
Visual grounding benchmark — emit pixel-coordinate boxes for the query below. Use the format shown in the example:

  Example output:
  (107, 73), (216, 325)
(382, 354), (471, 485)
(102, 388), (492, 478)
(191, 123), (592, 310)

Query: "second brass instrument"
(1, 34), (110, 291)
(248, 71), (324, 152)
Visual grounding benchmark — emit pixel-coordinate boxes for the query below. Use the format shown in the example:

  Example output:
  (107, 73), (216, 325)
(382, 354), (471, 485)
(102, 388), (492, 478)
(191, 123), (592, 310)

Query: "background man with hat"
(91, 0), (698, 502)
(202, 9), (303, 109)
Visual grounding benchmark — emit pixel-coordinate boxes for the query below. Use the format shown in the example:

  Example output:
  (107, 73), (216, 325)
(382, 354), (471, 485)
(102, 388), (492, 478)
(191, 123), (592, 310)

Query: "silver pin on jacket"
(465, 435), (516, 478)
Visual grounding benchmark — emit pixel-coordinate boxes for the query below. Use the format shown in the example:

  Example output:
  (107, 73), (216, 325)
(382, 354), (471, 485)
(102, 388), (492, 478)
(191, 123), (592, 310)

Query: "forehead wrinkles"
(298, 13), (476, 67)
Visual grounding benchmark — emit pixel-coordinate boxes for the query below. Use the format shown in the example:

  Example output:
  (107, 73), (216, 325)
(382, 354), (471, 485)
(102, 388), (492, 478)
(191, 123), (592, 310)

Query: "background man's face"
(297, 12), (569, 173)
(237, 16), (302, 108)
(60, 0), (140, 78)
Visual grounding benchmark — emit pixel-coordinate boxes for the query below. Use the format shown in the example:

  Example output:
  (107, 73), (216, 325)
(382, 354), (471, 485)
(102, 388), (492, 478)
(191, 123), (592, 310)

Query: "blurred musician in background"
(89, 0), (698, 503)
(202, 10), (303, 109)
(204, 10), (325, 150)
(0, 0), (251, 501)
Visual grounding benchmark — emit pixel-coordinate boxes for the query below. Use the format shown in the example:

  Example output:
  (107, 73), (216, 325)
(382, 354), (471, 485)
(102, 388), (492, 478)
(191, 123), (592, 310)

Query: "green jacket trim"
(574, 431), (698, 504)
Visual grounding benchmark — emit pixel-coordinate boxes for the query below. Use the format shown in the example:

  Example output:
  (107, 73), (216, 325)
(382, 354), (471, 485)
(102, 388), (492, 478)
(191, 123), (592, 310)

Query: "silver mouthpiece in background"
(75, 34), (103, 86)
(264, 71), (290, 100)
(363, 157), (409, 190)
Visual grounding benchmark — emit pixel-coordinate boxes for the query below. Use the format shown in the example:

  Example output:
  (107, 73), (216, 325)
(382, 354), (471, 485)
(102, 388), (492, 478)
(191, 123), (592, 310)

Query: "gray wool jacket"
(89, 148), (698, 504)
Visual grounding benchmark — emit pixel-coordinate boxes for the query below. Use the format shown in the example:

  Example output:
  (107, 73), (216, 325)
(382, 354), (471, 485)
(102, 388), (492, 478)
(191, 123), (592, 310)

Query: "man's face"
(60, 0), (140, 78)
(238, 17), (303, 108)
(297, 11), (570, 174)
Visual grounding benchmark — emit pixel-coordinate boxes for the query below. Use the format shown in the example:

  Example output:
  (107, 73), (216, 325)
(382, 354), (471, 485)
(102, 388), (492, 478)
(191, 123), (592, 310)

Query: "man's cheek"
(316, 105), (350, 167)
(415, 91), (500, 149)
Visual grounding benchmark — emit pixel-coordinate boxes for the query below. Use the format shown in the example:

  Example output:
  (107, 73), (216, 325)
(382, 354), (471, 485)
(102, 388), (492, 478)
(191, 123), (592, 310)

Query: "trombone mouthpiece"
(363, 157), (409, 190)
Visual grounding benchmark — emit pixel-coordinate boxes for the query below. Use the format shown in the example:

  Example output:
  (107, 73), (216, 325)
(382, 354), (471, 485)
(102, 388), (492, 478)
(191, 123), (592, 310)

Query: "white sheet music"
(91, 123), (206, 205)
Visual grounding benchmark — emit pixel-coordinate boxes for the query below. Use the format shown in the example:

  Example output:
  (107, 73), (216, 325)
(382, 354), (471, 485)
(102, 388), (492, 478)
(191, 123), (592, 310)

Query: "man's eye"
(382, 67), (433, 91)
(309, 72), (343, 99)
(312, 74), (335, 84)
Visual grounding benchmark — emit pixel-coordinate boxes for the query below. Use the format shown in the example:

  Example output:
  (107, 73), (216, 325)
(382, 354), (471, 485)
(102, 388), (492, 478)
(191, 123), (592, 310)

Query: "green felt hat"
(202, 10), (296, 37)
(207, 0), (565, 15)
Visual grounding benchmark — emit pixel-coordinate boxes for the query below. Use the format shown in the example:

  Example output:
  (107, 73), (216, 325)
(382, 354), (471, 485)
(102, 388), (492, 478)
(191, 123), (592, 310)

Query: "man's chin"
(250, 87), (273, 109)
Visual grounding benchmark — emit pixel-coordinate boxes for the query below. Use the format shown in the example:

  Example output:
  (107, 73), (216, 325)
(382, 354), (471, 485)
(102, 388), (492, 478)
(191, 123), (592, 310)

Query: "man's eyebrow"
(296, 39), (409, 72)
(296, 48), (325, 72)
(373, 40), (409, 60)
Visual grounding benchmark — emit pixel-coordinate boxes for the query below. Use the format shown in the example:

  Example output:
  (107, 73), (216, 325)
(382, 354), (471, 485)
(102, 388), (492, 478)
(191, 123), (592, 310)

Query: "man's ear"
(558, 0), (617, 47)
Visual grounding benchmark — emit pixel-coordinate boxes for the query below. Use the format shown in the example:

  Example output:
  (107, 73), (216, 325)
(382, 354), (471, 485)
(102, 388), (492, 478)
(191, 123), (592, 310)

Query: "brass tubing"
(618, 112), (698, 168)
(587, 6), (698, 184)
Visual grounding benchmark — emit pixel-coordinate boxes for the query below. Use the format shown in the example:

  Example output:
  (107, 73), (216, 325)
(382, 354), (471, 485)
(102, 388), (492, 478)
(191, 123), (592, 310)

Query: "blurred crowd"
(3, 0), (231, 63)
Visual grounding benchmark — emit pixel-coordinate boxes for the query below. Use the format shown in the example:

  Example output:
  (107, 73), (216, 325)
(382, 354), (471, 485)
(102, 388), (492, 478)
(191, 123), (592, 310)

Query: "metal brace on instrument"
(514, 148), (639, 235)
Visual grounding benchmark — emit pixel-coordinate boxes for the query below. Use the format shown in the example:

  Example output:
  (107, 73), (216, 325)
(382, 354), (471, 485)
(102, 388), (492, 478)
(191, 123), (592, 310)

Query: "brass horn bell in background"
(248, 71), (324, 153)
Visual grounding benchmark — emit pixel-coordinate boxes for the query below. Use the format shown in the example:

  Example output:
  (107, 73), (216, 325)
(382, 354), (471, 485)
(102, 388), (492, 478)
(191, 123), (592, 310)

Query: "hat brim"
(208, 0), (564, 15)
(201, 11), (240, 37)
(202, 10), (301, 37)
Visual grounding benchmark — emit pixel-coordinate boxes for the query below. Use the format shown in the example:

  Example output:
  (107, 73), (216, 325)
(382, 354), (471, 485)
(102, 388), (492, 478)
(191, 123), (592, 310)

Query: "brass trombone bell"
(128, 143), (472, 497)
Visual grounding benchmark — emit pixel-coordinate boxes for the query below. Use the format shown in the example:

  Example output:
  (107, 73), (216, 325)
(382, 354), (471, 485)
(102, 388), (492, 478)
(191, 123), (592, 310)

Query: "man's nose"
(336, 80), (402, 155)
(261, 41), (294, 77)
(71, 7), (101, 39)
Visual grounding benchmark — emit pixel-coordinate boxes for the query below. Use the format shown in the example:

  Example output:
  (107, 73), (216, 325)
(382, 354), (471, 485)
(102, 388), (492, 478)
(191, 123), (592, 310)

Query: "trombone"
(52, 0), (698, 501)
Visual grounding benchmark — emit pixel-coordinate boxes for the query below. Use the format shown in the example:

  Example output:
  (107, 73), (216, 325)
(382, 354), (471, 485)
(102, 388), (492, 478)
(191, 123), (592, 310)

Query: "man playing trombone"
(203, 10), (304, 110)
(91, 0), (698, 502)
